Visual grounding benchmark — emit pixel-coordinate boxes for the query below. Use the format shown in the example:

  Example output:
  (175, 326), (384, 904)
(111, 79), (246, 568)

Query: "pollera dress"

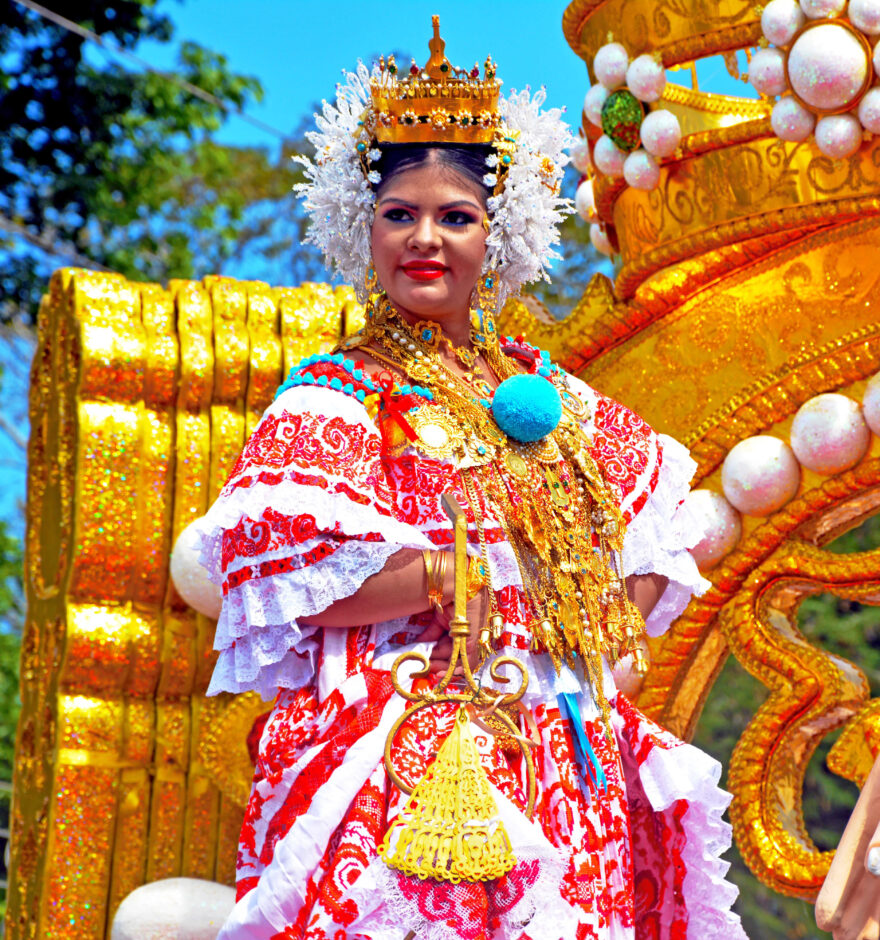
(198, 336), (747, 940)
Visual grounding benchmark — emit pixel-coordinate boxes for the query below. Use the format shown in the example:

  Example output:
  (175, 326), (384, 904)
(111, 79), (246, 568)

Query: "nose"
(407, 214), (442, 252)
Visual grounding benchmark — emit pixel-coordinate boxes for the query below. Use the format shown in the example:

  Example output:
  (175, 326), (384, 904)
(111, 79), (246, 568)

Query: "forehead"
(377, 161), (485, 205)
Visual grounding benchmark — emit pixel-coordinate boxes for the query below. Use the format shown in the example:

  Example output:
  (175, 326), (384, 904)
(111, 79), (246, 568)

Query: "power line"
(13, 0), (290, 142)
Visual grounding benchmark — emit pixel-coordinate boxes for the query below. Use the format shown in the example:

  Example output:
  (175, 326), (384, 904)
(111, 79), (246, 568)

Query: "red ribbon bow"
(374, 371), (417, 442)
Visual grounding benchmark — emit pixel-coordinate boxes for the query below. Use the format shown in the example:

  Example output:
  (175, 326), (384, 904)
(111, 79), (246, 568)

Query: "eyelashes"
(380, 208), (477, 226)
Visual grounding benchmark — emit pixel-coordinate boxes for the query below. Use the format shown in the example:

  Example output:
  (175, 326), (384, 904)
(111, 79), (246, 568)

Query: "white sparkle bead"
(170, 519), (222, 619)
(593, 42), (630, 90)
(771, 96), (817, 141)
(639, 109), (682, 158)
(570, 140), (593, 174)
(800, 0), (847, 17)
(593, 134), (627, 177)
(590, 223), (614, 256)
(584, 84), (610, 127)
(685, 490), (742, 570)
(626, 55), (666, 102)
(761, 0), (806, 45)
(850, 0), (880, 33)
(862, 372), (880, 435)
(623, 149), (661, 189)
(788, 24), (871, 111)
(815, 113), (863, 158)
(575, 179), (596, 221)
(858, 87), (880, 133)
(790, 393), (870, 473)
(721, 436), (801, 516)
(392, 331), (400, 340)
(748, 47), (788, 97)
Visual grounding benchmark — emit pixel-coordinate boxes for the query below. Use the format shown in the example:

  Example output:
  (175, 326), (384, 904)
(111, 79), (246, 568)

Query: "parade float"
(5, 0), (880, 935)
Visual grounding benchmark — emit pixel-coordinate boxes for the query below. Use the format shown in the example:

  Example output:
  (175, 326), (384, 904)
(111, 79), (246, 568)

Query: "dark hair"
(372, 143), (493, 202)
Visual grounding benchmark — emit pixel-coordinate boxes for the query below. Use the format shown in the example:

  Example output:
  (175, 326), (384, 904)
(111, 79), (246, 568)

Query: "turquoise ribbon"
(557, 692), (607, 799)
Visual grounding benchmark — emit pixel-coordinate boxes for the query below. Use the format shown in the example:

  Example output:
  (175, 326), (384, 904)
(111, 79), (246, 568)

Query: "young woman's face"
(371, 161), (487, 328)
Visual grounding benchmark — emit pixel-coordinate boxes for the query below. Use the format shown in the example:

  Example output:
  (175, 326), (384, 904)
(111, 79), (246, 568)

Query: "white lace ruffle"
(208, 541), (405, 699)
(628, 720), (747, 939)
(622, 433), (710, 636)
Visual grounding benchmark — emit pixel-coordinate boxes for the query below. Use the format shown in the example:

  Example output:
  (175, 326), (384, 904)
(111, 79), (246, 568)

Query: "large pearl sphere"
(762, 0), (807, 46)
(800, 0), (847, 17)
(626, 54), (666, 102)
(861, 372), (880, 435)
(858, 87), (880, 133)
(170, 518), (223, 619)
(594, 134), (627, 177)
(721, 436), (801, 516)
(815, 113), (863, 157)
(594, 42), (630, 90)
(772, 96), (817, 141)
(623, 149), (661, 189)
(575, 178), (596, 221)
(570, 140), (593, 174)
(749, 48), (788, 97)
(686, 490), (742, 571)
(850, 0), (880, 34)
(639, 109), (682, 157)
(788, 24), (871, 111)
(790, 393), (870, 473)
(590, 223), (613, 256)
(584, 84), (610, 128)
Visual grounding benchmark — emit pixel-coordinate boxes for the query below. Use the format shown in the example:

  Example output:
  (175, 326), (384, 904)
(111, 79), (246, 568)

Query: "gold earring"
(470, 268), (499, 351)
(364, 259), (379, 296)
(482, 215), (491, 234)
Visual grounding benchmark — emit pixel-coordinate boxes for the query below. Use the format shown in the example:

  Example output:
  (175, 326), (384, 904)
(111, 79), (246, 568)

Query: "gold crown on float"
(368, 16), (502, 145)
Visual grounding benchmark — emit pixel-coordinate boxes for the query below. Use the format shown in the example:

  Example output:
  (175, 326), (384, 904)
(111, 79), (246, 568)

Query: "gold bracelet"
(422, 549), (447, 612)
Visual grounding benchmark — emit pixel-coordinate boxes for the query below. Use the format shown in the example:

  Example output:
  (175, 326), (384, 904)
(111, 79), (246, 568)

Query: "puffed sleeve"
(198, 385), (432, 700)
(568, 376), (710, 637)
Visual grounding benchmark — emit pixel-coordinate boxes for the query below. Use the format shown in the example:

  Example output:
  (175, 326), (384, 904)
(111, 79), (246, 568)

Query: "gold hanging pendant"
(379, 706), (517, 882)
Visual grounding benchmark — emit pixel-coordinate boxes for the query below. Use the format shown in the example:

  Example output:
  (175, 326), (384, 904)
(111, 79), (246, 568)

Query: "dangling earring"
(470, 267), (500, 353)
(364, 258), (379, 296)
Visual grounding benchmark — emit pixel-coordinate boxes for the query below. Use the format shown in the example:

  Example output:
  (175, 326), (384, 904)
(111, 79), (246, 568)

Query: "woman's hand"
(425, 587), (490, 675)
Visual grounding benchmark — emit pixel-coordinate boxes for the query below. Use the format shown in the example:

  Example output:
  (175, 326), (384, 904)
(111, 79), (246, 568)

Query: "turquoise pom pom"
(491, 374), (562, 443)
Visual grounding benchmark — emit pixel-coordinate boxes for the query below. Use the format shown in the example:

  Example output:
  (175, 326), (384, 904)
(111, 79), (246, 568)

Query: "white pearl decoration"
(686, 490), (743, 570)
(771, 96), (817, 141)
(575, 179), (596, 221)
(626, 54), (667, 102)
(800, 0), (847, 17)
(749, 47), (789, 97)
(790, 393), (870, 473)
(623, 149), (661, 189)
(583, 84), (611, 128)
(815, 113), (864, 158)
(570, 140), (593, 174)
(788, 24), (870, 112)
(639, 109), (682, 158)
(590, 223), (613, 256)
(762, 0), (807, 45)
(170, 518), (223, 619)
(864, 373), (880, 435)
(593, 42), (630, 90)
(858, 87), (880, 133)
(721, 436), (801, 516)
(850, 0), (880, 34)
(593, 134), (627, 177)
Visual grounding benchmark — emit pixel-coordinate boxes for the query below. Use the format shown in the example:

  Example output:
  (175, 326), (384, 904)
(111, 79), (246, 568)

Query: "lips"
(402, 261), (448, 281)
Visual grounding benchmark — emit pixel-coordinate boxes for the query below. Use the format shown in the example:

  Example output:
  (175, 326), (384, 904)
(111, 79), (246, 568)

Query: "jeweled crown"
(369, 16), (502, 144)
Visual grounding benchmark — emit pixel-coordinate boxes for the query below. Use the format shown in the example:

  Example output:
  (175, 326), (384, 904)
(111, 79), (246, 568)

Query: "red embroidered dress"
(199, 341), (746, 940)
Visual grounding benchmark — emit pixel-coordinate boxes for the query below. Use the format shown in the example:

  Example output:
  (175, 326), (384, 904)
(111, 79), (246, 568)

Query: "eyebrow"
(376, 198), (482, 212)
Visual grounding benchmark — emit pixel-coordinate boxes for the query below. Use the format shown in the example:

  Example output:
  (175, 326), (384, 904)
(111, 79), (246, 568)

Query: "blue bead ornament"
(491, 374), (562, 443)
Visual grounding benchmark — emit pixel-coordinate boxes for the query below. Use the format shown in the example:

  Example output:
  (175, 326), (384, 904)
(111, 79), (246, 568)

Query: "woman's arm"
(299, 548), (454, 627)
(626, 572), (670, 620)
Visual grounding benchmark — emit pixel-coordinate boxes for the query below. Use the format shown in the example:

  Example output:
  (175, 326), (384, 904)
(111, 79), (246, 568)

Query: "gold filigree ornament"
(383, 495), (536, 883)
(408, 406), (467, 460)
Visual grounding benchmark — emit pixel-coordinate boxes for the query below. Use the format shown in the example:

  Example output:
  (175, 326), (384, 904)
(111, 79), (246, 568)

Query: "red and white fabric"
(198, 374), (744, 940)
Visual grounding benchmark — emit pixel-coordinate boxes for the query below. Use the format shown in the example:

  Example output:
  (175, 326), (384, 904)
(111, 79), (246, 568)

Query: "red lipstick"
(402, 261), (447, 281)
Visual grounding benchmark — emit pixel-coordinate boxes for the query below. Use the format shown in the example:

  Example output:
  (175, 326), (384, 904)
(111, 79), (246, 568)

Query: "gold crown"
(369, 16), (502, 145)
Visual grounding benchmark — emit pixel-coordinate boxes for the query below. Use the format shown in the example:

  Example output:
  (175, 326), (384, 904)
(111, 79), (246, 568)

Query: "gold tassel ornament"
(379, 706), (517, 883)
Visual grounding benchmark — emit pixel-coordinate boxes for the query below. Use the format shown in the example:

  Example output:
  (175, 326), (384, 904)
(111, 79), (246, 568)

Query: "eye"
(442, 210), (477, 226)
(382, 207), (414, 222)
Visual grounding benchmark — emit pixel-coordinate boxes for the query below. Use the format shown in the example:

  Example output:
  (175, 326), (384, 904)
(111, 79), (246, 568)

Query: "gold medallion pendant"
(409, 406), (466, 460)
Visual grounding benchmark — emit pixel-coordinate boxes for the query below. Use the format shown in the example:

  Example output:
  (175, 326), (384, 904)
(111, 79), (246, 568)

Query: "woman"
(200, 21), (746, 940)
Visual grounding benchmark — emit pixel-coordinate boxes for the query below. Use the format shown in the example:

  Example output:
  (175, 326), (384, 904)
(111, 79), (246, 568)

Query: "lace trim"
(623, 433), (710, 636)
